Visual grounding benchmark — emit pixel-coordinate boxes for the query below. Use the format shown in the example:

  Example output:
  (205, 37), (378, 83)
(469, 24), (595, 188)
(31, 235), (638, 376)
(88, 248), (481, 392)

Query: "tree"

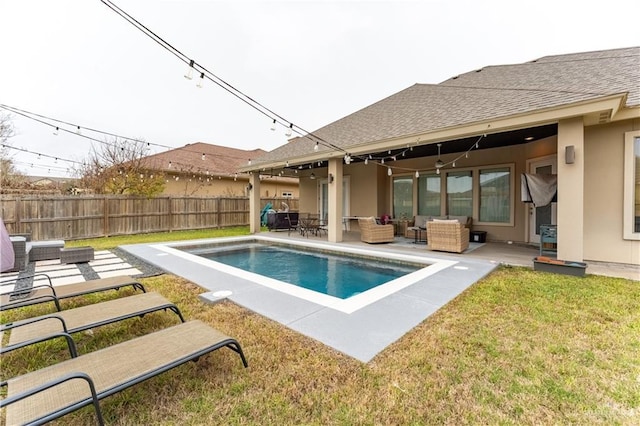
(0, 112), (28, 190)
(76, 138), (165, 196)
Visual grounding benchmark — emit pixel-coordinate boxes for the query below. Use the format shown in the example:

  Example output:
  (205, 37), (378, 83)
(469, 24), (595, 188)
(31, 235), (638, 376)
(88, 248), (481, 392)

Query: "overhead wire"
(0, 103), (259, 164)
(99, 0), (344, 153)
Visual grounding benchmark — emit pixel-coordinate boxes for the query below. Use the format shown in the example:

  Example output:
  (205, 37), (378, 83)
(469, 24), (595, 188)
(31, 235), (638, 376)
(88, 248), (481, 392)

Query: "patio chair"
(0, 274), (146, 312)
(2, 292), (185, 356)
(1, 320), (248, 425)
(357, 217), (394, 244)
(426, 220), (470, 253)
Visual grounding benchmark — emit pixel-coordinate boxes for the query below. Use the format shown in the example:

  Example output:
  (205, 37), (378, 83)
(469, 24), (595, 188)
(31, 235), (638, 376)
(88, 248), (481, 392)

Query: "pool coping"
(121, 236), (498, 362)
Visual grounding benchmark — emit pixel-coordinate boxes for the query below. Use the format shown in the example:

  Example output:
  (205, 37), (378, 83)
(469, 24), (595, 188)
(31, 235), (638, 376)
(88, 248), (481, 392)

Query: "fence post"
(216, 198), (221, 229)
(168, 196), (173, 232)
(15, 197), (22, 233)
(103, 196), (109, 237)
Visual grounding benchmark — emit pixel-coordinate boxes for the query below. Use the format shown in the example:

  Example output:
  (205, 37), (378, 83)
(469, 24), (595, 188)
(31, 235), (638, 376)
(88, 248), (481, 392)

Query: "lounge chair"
(1, 274), (145, 312)
(1, 320), (248, 425)
(2, 292), (184, 355)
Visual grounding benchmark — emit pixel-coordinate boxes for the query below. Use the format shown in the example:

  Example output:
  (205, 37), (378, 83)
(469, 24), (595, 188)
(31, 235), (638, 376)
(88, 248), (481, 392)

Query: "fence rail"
(0, 196), (299, 240)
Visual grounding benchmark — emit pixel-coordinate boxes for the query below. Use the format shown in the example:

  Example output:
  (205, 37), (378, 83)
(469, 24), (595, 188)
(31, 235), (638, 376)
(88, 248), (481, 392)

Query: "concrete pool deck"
(121, 235), (498, 362)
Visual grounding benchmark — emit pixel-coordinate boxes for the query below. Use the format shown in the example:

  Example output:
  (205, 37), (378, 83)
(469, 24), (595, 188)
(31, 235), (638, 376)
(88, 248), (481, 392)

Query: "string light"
(270, 119), (276, 131)
(201, 153), (205, 161)
(53, 127), (59, 136)
(285, 123), (293, 137)
(184, 59), (194, 80)
(197, 72), (205, 88)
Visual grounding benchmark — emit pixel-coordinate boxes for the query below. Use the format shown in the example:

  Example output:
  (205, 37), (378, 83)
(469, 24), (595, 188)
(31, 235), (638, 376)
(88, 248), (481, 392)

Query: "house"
(241, 47), (640, 266)
(140, 142), (298, 198)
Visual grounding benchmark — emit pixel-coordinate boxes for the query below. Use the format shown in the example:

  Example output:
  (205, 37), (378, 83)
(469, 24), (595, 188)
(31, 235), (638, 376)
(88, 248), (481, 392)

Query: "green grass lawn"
(2, 230), (639, 425)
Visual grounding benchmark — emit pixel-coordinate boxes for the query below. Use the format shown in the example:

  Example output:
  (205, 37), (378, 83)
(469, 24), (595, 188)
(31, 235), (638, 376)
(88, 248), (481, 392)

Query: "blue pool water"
(188, 243), (421, 299)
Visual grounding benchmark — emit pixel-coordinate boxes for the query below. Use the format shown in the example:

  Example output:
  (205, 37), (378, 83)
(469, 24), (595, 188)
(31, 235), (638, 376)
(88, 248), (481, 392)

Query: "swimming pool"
(181, 242), (421, 299)
(150, 236), (457, 314)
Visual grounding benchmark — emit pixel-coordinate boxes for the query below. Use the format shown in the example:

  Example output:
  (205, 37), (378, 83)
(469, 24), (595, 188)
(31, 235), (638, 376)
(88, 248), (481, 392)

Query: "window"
(446, 171), (472, 216)
(479, 167), (510, 223)
(393, 176), (413, 218)
(418, 174), (441, 216)
(623, 131), (640, 239)
(635, 138), (640, 233)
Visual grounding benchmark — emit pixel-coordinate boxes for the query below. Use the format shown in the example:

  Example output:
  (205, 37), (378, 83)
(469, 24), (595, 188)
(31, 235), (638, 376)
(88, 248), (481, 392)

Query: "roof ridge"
(435, 83), (618, 98)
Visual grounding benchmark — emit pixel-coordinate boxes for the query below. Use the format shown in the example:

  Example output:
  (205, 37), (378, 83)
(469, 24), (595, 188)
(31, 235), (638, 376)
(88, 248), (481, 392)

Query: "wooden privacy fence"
(0, 196), (299, 241)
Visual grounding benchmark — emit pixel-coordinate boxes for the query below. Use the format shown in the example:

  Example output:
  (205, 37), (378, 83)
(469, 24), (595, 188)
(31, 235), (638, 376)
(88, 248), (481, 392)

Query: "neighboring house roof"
(248, 46), (639, 168)
(141, 142), (267, 177)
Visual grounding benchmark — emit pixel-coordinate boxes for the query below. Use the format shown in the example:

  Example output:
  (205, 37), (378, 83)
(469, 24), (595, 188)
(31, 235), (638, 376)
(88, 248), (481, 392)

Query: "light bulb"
(76, 126), (81, 135)
(270, 119), (276, 131)
(202, 153), (205, 161)
(436, 168), (440, 175)
(314, 142), (319, 152)
(184, 59), (194, 80)
(53, 127), (59, 136)
(387, 167), (392, 176)
(415, 170), (420, 178)
(285, 123), (293, 137)
(197, 72), (204, 88)
(364, 158), (368, 165)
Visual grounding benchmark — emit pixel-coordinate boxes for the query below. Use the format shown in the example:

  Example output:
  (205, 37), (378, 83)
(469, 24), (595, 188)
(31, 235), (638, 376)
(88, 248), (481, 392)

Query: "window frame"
(392, 163), (515, 226)
(623, 130), (640, 240)
(477, 165), (515, 226)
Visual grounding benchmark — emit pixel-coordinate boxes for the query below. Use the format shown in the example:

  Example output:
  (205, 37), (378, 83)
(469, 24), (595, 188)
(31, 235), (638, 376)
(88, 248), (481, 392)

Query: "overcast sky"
(1, 0), (639, 178)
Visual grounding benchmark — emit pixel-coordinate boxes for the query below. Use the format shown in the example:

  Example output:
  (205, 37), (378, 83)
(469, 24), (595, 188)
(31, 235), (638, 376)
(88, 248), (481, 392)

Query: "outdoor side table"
(60, 247), (95, 264)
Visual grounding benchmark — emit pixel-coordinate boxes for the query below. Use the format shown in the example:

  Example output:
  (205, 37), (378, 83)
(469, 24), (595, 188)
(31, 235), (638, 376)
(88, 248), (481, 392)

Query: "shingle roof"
(141, 142), (265, 176)
(441, 46), (639, 107)
(251, 47), (639, 166)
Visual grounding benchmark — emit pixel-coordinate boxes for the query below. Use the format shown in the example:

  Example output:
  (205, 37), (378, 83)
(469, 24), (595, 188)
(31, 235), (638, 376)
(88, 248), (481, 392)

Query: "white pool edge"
(151, 235), (458, 314)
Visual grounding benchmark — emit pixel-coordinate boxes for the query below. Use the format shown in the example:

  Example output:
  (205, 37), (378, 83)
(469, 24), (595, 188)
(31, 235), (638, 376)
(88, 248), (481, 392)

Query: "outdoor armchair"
(358, 217), (394, 244)
(426, 220), (470, 253)
(1, 320), (248, 425)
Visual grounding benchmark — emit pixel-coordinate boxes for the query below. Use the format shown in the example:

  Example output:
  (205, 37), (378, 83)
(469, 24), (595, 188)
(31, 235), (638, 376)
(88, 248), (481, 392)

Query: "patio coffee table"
(60, 247), (95, 264)
(408, 226), (427, 244)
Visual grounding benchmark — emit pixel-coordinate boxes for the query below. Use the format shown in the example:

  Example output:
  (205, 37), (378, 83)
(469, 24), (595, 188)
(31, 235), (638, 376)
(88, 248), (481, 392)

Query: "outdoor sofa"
(0, 320), (248, 425)
(404, 215), (472, 239)
(7, 233), (65, 272)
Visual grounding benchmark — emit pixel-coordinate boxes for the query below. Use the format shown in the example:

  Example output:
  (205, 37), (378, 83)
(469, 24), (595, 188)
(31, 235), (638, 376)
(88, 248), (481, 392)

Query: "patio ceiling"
(349, 123), (558, 163)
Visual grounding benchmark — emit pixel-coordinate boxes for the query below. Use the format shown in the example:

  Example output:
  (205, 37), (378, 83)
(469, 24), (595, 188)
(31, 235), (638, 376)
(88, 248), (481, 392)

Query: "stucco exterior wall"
(583, 119), (640, 264)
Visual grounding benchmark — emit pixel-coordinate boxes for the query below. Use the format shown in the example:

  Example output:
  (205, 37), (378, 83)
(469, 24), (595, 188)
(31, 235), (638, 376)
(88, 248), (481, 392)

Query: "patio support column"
(328, 158), (343, 243)
(248, 173), (261, 234)
(557, 117), (584, 261)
